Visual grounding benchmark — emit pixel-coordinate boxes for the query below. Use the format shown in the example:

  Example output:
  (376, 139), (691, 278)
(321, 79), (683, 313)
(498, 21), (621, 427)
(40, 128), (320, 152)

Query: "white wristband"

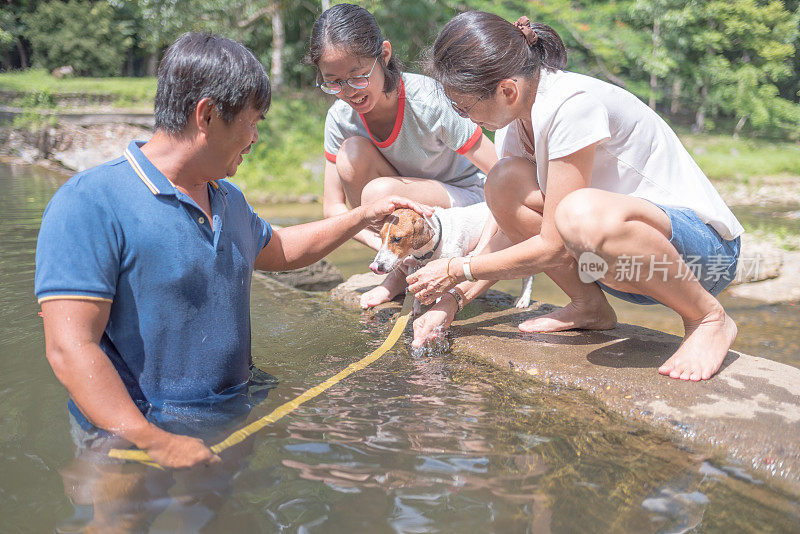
(462, 256), (476, 282)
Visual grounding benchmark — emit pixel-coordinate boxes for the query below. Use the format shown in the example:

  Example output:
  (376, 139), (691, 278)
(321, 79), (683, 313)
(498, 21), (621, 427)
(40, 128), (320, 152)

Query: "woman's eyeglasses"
(450, 95), (483, 118)
(317, 57), (379, 95)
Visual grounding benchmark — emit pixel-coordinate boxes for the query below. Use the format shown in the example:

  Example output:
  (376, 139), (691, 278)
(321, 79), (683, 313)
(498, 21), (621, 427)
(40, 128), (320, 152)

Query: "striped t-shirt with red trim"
(324, 72), (485, 189)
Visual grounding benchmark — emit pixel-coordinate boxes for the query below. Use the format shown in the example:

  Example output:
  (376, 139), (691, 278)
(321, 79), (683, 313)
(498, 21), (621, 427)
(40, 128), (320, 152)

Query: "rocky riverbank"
(0, 110), (152, 171)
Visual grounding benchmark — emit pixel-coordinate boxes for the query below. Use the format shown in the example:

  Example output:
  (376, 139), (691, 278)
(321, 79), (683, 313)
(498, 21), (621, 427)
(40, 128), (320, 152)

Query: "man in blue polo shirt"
(35, 32), (426, 469)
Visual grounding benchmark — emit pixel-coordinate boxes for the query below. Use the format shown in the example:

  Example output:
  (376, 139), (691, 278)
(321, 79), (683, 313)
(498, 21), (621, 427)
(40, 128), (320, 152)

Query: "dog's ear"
(411, 215), (433, 249)
(421, 213), (436, 231)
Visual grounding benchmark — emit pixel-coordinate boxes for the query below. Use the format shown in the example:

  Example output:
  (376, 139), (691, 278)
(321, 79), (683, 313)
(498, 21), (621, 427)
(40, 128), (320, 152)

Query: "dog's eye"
(391, 236), (403, 243)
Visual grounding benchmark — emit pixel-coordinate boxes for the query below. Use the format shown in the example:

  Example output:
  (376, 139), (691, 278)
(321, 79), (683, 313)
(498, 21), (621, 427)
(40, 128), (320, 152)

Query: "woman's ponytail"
(426, 11), (567, 97)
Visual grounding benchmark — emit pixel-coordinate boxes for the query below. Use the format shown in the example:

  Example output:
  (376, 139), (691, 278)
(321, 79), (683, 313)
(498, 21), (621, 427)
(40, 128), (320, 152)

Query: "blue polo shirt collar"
(124, 140), (176, 196)
(124, 140), (226, 197)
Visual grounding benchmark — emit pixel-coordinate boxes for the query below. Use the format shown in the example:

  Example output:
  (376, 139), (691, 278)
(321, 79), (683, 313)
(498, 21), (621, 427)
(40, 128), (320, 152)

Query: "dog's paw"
(515, 275), (534, 308)
(515, 294), (532, 308)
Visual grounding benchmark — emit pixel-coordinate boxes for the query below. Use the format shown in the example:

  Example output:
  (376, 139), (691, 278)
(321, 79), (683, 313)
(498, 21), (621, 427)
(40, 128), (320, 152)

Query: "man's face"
(207, 105), (264, 178)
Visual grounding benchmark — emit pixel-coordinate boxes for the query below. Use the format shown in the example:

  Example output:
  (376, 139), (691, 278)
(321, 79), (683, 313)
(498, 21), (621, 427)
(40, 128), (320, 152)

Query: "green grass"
(678, 130), (800, 183)
(0, 69), (156, 107)
(4, 71), (800, 205)
(234, 92), (330, 199)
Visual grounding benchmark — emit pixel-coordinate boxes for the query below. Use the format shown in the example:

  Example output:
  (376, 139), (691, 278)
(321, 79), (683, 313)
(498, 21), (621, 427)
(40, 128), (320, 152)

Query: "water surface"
(1, 163), (798, 533)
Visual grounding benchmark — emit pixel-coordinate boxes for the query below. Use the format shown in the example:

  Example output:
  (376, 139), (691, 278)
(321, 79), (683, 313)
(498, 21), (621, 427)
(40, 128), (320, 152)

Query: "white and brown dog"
(366, 202), (534, 310)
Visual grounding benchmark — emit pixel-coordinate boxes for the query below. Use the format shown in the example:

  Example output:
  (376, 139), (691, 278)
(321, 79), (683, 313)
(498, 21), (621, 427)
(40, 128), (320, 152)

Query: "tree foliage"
(22, 0), (132, 76)
(1, 0), (798, 138)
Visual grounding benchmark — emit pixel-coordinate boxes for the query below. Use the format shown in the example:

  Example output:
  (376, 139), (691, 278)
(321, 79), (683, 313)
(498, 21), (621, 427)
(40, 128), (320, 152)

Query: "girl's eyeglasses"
(450, 95), (483, 118)
(317, 57), (379, 95)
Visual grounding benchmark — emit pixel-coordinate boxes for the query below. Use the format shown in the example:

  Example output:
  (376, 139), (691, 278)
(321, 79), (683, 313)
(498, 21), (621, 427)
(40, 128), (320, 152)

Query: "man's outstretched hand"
(359, 196), (433, 229)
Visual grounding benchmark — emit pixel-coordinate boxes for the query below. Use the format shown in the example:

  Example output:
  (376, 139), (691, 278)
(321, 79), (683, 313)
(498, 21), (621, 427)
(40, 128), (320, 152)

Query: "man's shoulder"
(215, 179), (251, 208)
(61, 156), (132, 196)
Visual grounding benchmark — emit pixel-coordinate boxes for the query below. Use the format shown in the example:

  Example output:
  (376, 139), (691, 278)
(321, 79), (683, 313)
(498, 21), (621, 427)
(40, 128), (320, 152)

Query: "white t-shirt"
(494, 69), (744, 240)
(324, 72), (485, 188)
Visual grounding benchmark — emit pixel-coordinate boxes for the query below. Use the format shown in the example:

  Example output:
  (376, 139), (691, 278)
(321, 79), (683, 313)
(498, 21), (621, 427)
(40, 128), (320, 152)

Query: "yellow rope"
(108, 293), (414, 466)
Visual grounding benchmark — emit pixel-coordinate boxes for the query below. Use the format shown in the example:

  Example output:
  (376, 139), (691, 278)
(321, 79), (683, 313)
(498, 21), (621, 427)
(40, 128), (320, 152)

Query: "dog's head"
(370, 209), (435, 274)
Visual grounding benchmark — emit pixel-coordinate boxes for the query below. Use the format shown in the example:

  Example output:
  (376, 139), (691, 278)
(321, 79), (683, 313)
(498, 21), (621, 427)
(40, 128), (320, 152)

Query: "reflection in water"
(58, 433), (253, 533)
(56, 367), (277, 533)
(1, 163), (799, 533)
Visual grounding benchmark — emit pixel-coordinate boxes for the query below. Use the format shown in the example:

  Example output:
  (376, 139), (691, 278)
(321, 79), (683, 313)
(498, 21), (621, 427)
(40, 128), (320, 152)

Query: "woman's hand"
(359, 196), (433, 229)
(406, 257), (464, 305)
(412, 295), (458, 348)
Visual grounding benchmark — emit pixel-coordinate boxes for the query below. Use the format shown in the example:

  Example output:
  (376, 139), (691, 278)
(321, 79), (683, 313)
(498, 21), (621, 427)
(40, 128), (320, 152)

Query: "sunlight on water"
(1, 163), (798, 533)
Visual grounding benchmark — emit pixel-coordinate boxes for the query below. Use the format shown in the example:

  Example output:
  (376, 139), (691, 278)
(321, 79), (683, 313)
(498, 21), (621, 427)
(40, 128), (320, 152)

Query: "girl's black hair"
(308, 3), (403, 94)
(426, 11), (567, 97)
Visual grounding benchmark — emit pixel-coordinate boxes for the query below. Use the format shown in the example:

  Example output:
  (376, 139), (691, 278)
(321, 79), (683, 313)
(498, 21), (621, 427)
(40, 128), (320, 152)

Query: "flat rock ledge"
(331, 272), (800, 492)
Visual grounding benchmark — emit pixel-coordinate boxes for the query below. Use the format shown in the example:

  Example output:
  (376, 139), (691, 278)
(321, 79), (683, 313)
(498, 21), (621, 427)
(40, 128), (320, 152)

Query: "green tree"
(0, 1), (39, 70)
(23, 0), (132, 76)
(631, 0), (800, 137)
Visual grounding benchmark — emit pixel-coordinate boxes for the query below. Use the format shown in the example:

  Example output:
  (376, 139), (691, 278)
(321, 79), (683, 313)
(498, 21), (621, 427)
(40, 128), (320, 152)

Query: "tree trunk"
(693, 84), (708, 133)
(670, 78), (681, 115)
(146, 50), (159, 76)
(733, 116), (747, 139)
(649, 19), (659, 110)
(270, 4), (285, 88)
(15, 36), (28, 69)
(321, 0), (330, 11)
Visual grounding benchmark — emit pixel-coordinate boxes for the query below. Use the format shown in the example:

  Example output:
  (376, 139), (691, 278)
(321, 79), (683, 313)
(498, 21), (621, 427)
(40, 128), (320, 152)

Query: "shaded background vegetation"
(2, 0), (799, 139)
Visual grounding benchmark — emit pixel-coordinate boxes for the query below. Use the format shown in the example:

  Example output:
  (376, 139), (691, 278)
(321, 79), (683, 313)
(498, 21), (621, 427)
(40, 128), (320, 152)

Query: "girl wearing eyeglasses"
(308, 4), (499, 308)
(406, 12), (744, 382)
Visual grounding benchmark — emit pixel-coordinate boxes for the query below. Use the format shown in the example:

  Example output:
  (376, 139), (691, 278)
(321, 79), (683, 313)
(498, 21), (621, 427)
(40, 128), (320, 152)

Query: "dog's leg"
(515, 275), (534, 308)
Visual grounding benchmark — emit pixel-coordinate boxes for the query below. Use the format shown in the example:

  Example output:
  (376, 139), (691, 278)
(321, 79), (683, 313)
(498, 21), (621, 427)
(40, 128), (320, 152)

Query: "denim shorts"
(596, 203), (741, 306)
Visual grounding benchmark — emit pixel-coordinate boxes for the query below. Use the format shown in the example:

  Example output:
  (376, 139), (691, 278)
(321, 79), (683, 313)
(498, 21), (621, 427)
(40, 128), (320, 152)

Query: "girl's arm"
(462, 133), (498, 174)
(407, 143), (598, 303)
(322, 159), (382, 250)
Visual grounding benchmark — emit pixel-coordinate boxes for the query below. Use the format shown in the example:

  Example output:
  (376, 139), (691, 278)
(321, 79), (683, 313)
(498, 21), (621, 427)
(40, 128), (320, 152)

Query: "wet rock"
(51, 66), (75, 79)
(727, 250), (800, 303)
(0, 119), (152, 171)
(259, 259), (343, 291)
(50, 122), (153, 171)
(730, 233), (783, 285)
(332, 273), (800, 490)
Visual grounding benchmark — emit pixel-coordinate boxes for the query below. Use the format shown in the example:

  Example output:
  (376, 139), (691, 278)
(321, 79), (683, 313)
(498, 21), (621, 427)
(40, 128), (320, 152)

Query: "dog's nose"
(369, 261), (383, 274)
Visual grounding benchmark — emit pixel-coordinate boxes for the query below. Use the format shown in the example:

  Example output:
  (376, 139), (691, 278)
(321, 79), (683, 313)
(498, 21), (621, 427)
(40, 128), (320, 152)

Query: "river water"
(1, 162), (798, 532)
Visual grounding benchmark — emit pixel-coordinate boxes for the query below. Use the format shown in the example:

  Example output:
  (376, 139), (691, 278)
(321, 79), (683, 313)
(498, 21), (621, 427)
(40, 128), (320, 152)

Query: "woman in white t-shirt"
(407, 12), (744, 382)
(308, 4), (498, 308)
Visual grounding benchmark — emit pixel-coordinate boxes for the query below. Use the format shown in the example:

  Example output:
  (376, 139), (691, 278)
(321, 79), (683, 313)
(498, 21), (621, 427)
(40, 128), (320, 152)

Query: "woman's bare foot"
(518, 298), (617, 333)
(659, 305), (737, 381)
(360, 268), (407, 309)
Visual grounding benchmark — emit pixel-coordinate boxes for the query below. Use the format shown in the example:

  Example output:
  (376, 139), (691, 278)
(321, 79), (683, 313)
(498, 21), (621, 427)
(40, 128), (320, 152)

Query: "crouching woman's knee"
(484, 156), (538, 213)
(554, 188), (617, 255)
